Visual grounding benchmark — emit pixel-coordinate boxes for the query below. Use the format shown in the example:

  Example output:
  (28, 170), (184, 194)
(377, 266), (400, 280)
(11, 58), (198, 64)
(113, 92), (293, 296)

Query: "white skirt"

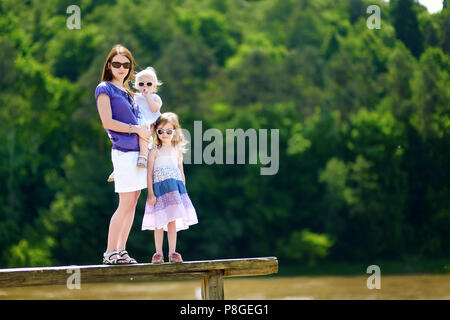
(111, 149), (147, 193)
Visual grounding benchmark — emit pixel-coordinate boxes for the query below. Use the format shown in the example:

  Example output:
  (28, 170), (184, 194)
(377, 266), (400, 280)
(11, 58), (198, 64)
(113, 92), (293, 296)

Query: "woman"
(95, 44), (153, 264)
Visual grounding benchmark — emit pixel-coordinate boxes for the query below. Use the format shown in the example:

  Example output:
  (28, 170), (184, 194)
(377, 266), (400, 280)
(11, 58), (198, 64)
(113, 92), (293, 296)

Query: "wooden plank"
(0, 271), (210, 288)
(201, 270), (224, 300)
(0, 257), (278, 288)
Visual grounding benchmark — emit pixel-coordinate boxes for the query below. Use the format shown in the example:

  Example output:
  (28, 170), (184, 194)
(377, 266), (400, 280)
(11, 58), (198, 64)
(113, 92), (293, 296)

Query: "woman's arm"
(97, 94), (151, 141)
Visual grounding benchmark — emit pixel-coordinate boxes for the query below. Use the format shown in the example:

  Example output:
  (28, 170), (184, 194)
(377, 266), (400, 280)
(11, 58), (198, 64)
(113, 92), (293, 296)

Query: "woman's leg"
(116, 190), (141, 253)
(167, 221), (177, 254)
(106, 191), (139, 255)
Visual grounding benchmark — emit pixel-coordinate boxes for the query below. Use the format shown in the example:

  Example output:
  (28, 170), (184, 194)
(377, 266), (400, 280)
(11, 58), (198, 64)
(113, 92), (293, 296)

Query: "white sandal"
(103, 250), (127, 265)
(119, 250), (138, 264)
(137, 154), (148, 168)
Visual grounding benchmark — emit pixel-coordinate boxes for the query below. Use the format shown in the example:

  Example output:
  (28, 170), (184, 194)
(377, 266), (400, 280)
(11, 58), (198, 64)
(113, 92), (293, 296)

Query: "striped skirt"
(142, 168), (198, 231)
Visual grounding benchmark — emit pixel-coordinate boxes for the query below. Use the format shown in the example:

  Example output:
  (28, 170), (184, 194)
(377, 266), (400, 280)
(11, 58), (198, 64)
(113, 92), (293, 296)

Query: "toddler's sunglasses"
(156, 129), (174, 135)
(138, 82), (153, 87)
(111, 61), (131, 69)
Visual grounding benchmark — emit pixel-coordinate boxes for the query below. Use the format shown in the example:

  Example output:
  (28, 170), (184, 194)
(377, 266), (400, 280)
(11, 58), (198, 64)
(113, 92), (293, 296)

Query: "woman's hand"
(135, 125), (152, 142)
(147, 194), (156, 206)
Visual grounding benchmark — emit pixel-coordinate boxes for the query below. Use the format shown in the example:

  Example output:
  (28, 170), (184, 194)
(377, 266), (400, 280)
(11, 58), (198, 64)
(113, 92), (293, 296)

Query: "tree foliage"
(0, 0), (449, 267)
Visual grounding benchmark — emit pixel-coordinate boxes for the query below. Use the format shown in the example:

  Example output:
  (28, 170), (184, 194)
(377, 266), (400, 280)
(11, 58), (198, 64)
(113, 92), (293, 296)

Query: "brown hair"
(153, 112), (188, 153)
(101, 44), (135, 97)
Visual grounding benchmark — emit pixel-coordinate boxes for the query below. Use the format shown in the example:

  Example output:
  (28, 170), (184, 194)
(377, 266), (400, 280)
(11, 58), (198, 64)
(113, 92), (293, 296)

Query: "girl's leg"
(139, 136), (150, 157)
(106, 191), (139, 257)
(154, 228), (164, 254)
(139, 136), (149, 155)
(116, 190), (141, 253)
(167, 221), (177, 254)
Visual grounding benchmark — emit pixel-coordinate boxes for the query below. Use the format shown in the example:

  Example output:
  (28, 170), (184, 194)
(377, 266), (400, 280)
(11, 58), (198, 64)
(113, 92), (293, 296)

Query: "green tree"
(380, 43), (416, 120)
(410, 47), (450, 140)
(176, 9), (240, 66)
(155, 34), (217, 111)
(46, 26), (101, 81)
(390, 0), (424, 57)
(346, 0), (366, 24)
(440, 9), (450, 54)
(344, 108), (407, 258)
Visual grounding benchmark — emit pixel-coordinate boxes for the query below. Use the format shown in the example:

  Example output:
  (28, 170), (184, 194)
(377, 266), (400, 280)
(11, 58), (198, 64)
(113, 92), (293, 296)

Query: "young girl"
(142, 112), (198, 263)
(108, 67), (163, 182)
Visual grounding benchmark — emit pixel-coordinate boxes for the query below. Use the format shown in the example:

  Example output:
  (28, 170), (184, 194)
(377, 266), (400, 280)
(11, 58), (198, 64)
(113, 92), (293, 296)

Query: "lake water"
(1, 274), (449, 299)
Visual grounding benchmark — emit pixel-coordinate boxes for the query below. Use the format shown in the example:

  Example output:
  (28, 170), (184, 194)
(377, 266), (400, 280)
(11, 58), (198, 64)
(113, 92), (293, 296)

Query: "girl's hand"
(143, 87), (152, 97)
(147, 194), (156, 206)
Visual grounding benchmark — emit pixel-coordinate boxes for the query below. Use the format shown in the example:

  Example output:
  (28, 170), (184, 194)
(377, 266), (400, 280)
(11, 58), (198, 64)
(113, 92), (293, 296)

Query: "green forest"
(0, 0), (449, 271)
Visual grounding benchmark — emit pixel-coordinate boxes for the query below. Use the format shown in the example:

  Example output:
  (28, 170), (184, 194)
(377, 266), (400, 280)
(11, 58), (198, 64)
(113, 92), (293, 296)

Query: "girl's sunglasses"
(156, 128), (174, 135)
(138, 82), (153, 87)
(111, 61), (131, 69)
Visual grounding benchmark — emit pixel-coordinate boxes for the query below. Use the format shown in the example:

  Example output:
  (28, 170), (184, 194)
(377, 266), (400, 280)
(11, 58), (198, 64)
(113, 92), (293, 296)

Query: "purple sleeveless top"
(95, 81), (140, 152)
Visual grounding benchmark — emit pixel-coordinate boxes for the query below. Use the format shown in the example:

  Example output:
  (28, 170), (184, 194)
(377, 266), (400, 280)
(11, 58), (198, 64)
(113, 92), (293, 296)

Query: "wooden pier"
(0, 257), (278, 300)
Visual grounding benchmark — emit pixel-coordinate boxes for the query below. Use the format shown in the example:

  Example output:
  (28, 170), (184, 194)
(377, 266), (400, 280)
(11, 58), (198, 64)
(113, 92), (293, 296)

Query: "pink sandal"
(169, 252), (183, 263)
(152, 252), (164, 264)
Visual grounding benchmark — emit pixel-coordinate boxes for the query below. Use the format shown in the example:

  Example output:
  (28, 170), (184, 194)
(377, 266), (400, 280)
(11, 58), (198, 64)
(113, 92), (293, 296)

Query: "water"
(1, 275), (449, 299)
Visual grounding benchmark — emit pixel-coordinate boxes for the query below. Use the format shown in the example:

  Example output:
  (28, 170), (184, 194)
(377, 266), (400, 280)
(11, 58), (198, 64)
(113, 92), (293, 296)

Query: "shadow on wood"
(0, 257), (278, 300)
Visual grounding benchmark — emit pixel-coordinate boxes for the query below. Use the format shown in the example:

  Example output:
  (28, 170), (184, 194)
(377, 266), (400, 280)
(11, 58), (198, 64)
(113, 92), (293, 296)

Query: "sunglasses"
(156, 128), (174, 135)
(111, 61), (131, 69)
(138, 82), (153, 87)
